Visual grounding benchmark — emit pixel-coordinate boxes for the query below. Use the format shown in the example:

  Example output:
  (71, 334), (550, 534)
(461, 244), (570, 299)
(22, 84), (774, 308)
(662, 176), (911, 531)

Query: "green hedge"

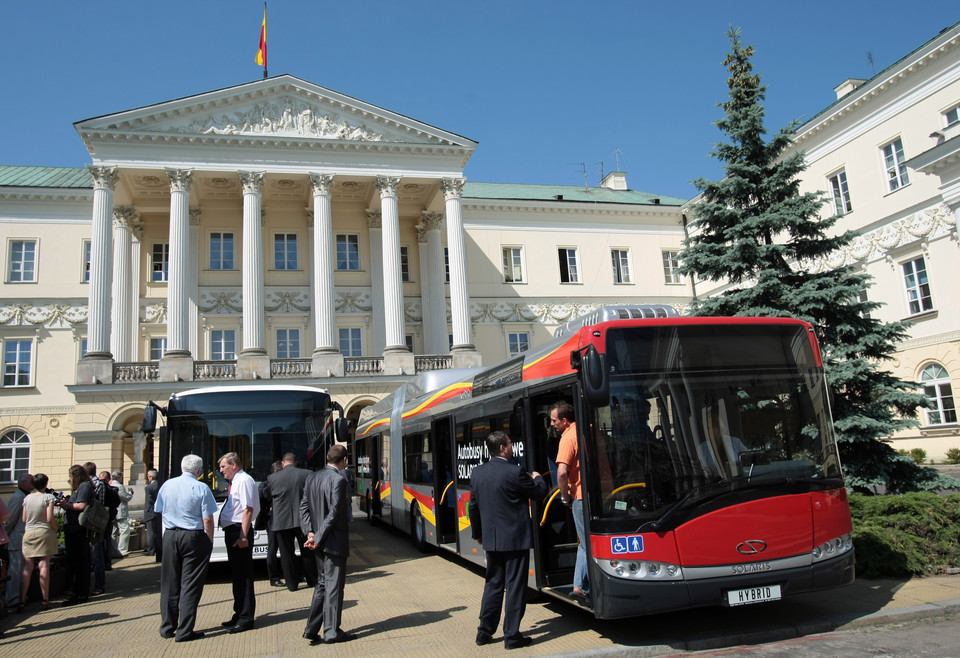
(849, 492), (960, 578)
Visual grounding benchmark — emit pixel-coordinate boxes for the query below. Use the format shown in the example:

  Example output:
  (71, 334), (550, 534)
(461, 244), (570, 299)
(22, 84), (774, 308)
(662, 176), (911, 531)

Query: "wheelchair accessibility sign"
(610, 535), (644, 554)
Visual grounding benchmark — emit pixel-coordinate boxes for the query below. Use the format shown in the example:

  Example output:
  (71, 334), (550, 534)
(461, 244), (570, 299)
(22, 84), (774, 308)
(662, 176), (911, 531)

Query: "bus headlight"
(812, 533), (853, 562)
(596, 558), (683, 581)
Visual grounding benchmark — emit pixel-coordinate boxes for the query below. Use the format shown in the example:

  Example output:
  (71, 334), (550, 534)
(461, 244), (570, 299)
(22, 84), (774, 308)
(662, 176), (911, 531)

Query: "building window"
(0, 429), (31, 484)
(274, 233), (298, 270)
(920, 363), (956, 425)
(80, 338), (88, 358)
(210, 232), (234, 270)
(882, 138), (909, 192)
(211, 330), (236, 360)
(508, 332), (529, 356)
(336, 234), (360, 271)
(828, 170), (853, 215)
(2, 339), (33, 387)
(405, 334), (414, 352)
(558, 248), (580, 284)
(152, 243), (170, 282)
(902, 257), (933, 315)
(611, 249), (632, 284)
(339, 328), (362, 357)
(149, 338), (167, 361)
(662, 250), (682, 285)
(82, 240), (91, 283)
(444, 247), (450, 283)
(944, 103), (960, 127)
(400, 246), (411, 282)
(502, 246), (525, 283)
(277, 329), (301, 358)
(449, 334), (454, 351)
(8, 240), (37, 283)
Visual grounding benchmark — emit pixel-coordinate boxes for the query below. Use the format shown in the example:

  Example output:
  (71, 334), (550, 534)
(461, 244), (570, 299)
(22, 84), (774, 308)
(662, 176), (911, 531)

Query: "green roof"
(463, 181), (685, 206)
(0, 166), (92, 189)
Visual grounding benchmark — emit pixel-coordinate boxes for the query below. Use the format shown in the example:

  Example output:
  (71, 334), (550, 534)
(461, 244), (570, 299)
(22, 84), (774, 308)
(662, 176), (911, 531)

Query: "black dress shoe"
(159, 630), (175, 639)
(220, 618), (238, 628)
(175, 631), (205, 642)
(476, 632), (493, 646)
(228, 623), (253, 634)
(505, 635), (533, 650)
(325, 631), (356, 644)
(270, 578), (285, 587)
(303, 632), (321, 645)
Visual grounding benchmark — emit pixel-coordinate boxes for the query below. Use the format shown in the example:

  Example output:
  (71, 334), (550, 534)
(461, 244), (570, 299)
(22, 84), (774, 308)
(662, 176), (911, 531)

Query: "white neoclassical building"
(0, 76), (688, 491)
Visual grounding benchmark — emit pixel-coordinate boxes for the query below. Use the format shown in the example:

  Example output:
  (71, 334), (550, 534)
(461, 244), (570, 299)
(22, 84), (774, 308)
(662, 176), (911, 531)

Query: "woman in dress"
(20, 473), (58, 611)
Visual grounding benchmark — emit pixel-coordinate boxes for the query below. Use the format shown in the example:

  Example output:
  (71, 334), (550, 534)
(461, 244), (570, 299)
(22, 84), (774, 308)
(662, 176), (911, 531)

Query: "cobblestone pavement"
(2, 512), (959, 657)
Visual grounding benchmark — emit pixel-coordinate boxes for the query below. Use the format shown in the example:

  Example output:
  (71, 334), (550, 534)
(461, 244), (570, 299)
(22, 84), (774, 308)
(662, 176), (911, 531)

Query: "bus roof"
(171, 384), (330, 399)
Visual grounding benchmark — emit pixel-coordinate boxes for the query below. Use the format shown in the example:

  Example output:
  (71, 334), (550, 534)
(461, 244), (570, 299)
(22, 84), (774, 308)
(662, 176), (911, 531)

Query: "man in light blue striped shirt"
(155, 454), (218, 643)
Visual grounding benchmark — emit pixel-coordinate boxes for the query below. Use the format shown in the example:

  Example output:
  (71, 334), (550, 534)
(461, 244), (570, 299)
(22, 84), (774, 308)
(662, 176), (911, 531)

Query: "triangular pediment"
(75, 75), (476, 149)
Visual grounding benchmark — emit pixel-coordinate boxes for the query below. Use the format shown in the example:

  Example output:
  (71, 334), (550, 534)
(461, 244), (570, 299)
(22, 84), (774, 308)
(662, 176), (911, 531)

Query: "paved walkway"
(2, 515), (959, 656)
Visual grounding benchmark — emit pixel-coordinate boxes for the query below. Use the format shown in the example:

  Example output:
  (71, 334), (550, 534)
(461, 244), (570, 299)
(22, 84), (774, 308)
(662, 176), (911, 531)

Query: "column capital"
(367, 209), (382, 229)
(238, 171), (265, 195)
(189, 206), (202, 225)
(309, 173), (335, 196)
(419, 211), (444, 234)
(376, 175), (401, 198)
(440, 177), (465, 200)
(113, 205), (140, 229)
(87, 165), (119, 190)
(165, 168), (193, 193)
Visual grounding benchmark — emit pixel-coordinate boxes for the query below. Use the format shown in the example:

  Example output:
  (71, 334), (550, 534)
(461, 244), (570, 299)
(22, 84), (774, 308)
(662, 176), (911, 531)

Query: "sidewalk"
(2, 516), (958, 656)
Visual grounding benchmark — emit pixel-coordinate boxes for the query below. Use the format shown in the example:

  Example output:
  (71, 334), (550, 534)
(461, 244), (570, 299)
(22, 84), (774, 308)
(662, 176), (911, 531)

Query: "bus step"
(552, 543), (579, 551)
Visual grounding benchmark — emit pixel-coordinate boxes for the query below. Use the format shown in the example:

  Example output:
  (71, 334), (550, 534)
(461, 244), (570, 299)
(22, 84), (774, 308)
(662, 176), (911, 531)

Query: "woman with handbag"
(56, 465), (93, 606)
(20, 473), (58, 612)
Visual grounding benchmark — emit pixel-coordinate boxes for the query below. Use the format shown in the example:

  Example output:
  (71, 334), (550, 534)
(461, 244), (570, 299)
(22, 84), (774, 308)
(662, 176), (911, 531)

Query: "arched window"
(920, 364), (957, 425)
(0, 429), (31, 483)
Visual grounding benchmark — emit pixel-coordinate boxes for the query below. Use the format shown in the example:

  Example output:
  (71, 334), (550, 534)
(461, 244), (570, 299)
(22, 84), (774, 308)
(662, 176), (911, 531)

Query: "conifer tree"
(679, 27), (956, 493)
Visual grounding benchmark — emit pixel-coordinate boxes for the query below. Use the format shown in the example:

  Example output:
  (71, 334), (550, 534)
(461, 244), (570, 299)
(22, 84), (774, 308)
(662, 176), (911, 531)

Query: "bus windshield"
(588, 324), (841, 524)
(166, 387), (334, 500)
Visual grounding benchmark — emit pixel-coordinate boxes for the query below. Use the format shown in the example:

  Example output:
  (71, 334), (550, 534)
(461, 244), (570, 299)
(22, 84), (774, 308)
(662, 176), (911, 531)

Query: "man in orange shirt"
(552, 401), (589, 605)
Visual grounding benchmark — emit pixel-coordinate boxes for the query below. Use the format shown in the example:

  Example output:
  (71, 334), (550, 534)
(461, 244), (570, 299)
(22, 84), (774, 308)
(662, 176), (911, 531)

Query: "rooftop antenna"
(569, 162), (588, 189)
(615, 148), (623, 172)
(867, 51), (875, 75)
(596, 161), (605, 184)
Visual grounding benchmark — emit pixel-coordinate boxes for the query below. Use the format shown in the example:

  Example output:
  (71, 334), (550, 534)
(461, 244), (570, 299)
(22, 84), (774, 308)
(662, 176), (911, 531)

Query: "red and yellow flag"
(255, 5), (267, 74)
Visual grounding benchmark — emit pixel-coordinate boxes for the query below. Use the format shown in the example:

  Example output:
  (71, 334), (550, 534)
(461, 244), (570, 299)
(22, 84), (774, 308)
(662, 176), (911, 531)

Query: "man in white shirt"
(217, 452), (260, 634)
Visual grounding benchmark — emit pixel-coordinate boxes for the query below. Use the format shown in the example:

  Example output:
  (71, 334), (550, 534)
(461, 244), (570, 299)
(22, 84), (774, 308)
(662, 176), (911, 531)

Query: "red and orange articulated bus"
(354, 305), (854, 619)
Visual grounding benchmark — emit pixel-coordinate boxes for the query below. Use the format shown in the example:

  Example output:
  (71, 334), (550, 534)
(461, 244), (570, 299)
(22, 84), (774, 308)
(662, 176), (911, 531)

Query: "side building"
(0, 75), (689, 493)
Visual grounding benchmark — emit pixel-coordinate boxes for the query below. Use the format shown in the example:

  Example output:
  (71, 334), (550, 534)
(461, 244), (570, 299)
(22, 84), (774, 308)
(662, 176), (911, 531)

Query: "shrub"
(849, 492), (960, 578)
(945, 448), (960, 465)
(897, 448), (927, 465)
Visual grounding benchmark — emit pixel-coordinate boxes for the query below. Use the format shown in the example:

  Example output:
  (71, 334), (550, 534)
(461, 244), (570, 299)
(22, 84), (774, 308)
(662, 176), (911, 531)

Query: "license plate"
(725, 584), (782, 606)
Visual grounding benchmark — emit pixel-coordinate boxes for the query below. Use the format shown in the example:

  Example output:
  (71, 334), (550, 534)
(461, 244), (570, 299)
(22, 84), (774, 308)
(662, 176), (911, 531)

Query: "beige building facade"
(0, 76), (688, 493)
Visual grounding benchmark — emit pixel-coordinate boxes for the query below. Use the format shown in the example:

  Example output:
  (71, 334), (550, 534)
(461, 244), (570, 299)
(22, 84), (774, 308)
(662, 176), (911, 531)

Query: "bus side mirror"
(142, 404), (158, 433)
(335, 418), (350, 445)
(581, 345), (609, 408)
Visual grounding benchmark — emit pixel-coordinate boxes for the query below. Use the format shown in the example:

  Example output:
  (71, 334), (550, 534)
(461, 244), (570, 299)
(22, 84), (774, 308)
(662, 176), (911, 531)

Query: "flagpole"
(263, 2), (268, 79)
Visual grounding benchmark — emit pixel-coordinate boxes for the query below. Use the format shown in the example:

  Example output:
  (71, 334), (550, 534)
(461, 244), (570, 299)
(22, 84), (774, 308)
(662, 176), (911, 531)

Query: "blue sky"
(4, 2), (955, 199)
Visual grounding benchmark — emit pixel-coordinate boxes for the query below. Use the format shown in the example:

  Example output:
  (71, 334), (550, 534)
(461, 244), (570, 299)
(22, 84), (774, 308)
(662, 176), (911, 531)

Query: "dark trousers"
(223, 525), (256, 626)
(276, 527), (317, 591)
(64, 531), (90, 600)
(160, 528), (212, 640)
(304, 550), (346, 640)
(478, 549), (529, 642)
(266, 528), (281, 580)
(146, 515), (163, 560)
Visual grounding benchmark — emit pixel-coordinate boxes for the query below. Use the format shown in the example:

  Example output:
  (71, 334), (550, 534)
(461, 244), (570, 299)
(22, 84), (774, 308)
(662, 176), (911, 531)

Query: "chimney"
(600, 171), (627, 190)
(833, 78), (867, 101)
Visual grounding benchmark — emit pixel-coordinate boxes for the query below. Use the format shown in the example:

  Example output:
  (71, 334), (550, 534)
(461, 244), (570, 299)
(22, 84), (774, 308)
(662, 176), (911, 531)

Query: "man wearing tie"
(470, 431), (547, 650)
(217, 452), (260, 634)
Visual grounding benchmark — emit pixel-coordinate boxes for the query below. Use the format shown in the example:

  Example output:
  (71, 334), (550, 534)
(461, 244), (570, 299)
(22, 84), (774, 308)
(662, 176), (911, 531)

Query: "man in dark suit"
(300, 444), (354, 645)
(470, 431), (547, 650)
(144, 469), (162, 560)
(264, 452), (317, 591)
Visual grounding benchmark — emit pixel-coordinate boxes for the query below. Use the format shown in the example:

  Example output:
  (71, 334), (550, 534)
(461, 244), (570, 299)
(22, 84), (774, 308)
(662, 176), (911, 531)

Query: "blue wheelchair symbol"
(611, 535), (644, 554)
(611, 536), (629, 554)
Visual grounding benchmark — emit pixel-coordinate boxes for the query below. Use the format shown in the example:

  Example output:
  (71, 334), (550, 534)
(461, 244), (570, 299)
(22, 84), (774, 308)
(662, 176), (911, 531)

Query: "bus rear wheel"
(411, 503), (429, 553)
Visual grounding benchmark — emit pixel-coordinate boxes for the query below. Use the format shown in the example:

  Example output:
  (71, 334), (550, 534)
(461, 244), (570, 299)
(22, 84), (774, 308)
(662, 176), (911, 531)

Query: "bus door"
(529, 388), (580, 592)
(432, 417), (458, 549)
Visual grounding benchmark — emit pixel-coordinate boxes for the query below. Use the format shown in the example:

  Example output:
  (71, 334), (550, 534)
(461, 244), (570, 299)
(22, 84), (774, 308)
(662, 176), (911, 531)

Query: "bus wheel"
(411, 503), (429, 553)
(366, 491), (377, 526)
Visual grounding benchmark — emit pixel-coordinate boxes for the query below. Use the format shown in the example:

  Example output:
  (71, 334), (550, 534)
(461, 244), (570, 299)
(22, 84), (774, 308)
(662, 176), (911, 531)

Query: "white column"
(85, 166), (118, 358)
(310, 173), (337, 352)
(240, 171), (266, 354)
(441, 177), (473, 349)
(188, 208), (201, 357)
(165, 168), (193, 356)
(377, 176), (406, 351)
(419, 211), (446, 354)
(367, 210), (385, 354)
(129, 222), (143, 361)
(110, 206), (138, 361)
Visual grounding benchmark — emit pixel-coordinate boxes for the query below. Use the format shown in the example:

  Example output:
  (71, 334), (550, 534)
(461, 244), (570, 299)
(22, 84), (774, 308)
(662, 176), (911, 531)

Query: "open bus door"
(432, 417), (458, 550)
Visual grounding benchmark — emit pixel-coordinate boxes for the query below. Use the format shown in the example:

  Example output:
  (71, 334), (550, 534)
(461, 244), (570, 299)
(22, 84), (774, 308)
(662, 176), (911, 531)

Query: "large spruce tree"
(678, 27), (956, 494)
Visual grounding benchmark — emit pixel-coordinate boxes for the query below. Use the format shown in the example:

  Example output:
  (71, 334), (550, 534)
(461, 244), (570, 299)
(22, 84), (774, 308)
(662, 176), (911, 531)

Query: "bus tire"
(411, 502), (429, 553)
